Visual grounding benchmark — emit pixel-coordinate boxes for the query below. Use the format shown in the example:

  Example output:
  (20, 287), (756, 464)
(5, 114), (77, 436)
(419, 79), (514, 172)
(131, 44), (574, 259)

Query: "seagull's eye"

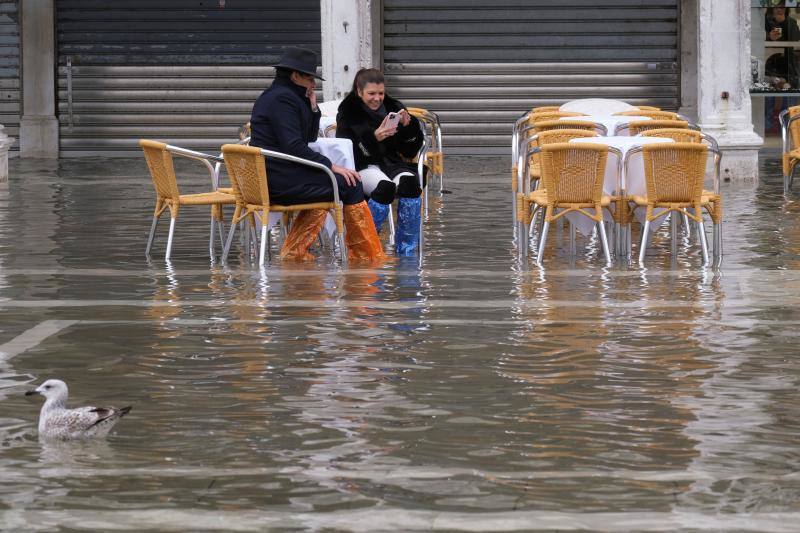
(44, 385), (51, 389)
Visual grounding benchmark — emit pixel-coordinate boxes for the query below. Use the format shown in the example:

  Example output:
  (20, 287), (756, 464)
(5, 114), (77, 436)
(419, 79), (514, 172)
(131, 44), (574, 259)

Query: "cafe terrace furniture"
(139, 140), (236, 261)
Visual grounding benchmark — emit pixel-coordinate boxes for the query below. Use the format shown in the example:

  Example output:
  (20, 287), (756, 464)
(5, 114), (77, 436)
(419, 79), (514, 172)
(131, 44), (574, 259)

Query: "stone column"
(695, 0), (762, 180)
(320, 0), (378, 102)
(20, 0), (58, 158)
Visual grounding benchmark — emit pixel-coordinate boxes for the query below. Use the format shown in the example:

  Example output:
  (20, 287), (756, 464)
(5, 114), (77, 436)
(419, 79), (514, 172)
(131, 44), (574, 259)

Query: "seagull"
(25, 379), (131, 440)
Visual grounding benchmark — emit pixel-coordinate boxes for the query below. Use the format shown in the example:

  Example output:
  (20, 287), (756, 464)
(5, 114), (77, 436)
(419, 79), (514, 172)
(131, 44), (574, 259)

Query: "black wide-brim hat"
(274, 47), (324, 80)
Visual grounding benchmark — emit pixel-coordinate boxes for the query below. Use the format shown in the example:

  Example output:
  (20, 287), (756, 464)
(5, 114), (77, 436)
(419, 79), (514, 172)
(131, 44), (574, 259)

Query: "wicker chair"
(780, 105), (800, 193)
(406, 107), (444, 194)
(629, 142), (721, 265)
(532, 119), (607, 136)
(614, 109), (679, 120)
(220, 144), (347, 267)
(636, 105), (662, 111)
(139, 140), (236, 261)
(516, 128), (599, 198)
(517, 143), (613, 266)
(621, 119), (690, 136)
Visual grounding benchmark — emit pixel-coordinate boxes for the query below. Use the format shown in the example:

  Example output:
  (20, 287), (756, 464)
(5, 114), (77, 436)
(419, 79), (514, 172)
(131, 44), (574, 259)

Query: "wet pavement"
(0, 153), (799, 531)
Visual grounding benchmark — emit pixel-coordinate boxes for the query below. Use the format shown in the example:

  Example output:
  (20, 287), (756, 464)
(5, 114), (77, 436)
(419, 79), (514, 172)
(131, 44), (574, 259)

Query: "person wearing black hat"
(249, 47), (384, 262)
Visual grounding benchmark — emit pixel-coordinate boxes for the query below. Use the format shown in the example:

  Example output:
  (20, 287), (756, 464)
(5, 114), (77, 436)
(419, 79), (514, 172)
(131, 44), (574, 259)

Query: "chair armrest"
(165, 144), (223, 189)
(258, 148), (342, 206)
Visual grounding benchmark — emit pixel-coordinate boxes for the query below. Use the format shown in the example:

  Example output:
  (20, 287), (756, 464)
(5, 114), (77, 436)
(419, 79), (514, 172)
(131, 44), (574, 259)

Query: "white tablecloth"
(558, 114), (651, 137)
(562, 136), (674, 235)
(308, 137), (354, 168)
(559, 98), (638, 115)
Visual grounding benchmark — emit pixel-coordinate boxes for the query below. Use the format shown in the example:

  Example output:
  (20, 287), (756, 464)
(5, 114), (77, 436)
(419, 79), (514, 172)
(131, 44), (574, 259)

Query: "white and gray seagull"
(26, 379), (132, 440)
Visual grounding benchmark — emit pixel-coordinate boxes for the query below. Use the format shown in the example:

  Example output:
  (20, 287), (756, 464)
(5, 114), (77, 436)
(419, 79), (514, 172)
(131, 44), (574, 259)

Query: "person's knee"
(338, 178), (365, 205)
(369, 180), (397, 204)
(396, 173), (422, 198)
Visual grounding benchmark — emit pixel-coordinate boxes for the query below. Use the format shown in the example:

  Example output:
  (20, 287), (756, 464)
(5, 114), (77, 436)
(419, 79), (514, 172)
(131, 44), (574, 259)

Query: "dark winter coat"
(335, 92), (423, 178)
(250, 77), (363, 205)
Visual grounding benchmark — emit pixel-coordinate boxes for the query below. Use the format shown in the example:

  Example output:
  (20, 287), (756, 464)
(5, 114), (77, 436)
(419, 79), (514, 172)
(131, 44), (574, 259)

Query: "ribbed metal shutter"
(383, 0), (680, 154)
(0, 0), (18, 153)
(56, 0), (321, 156)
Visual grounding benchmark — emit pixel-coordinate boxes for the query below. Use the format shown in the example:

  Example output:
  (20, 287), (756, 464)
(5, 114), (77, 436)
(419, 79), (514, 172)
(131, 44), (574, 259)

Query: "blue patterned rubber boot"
(367, 198), (391, 233)
(395, 196), (422, 256)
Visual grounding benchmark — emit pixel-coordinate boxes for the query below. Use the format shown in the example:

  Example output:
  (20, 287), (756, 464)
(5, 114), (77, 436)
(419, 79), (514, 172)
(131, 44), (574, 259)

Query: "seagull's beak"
(25, 390), (39, 396)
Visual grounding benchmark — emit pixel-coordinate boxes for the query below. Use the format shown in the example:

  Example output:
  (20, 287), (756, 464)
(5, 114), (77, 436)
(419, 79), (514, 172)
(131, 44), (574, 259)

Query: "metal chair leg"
(388, 203), (396, 246)
(569, 221), (576, 258)
(258, 224), (268, 267)
(598, 221), (611, 265)
(682, 213), (691, 239)
(222, 220), (239, 264)
(670, 213), (678, 257)
(145, 216), (159, 257)
(536, 220), (550, 266)
(698, 220), (709, 265)
(208, 217), (216, 261)
(165, 217), (177, 260)
(713, 222), (722, 262)
(639, 220), (651, 264)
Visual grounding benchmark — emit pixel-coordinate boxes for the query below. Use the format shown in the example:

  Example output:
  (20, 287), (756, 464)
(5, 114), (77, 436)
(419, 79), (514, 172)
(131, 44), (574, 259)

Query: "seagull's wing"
(43, 406), (131, 439)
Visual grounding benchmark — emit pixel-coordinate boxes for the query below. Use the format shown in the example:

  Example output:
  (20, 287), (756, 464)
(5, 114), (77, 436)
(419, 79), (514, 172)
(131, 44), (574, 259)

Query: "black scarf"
(360, 101), (388, 126)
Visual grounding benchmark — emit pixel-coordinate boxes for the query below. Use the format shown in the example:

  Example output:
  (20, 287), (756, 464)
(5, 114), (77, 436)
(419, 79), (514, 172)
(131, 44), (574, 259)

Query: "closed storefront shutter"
(383, 0), (680, 154)
(56, 0), (321, 156)
(0, 0), (18, 152)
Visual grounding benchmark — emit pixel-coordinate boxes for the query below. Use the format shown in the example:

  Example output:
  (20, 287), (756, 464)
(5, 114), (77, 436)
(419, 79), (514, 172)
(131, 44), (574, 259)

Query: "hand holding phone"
(384, 112), (400, 129)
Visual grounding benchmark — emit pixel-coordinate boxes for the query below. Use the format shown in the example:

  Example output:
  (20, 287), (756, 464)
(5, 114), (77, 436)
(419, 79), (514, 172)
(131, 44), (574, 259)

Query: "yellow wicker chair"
(516, 128), (599, 197)
(531, 105), (562, 113)
(630, 143), (721, 265)
(779, 105), (800, 193)
(220, 144), (347, 267)
(532, 119), (607, 136)
(636, 105), (662, 111)
(624, 119), (689, 136)
(614, 109), (679, 120)
(517, 143), (614, 266)
(139, 140), (236, 260)
(407, 107), (444, 191)
(636, 127), (702, 143)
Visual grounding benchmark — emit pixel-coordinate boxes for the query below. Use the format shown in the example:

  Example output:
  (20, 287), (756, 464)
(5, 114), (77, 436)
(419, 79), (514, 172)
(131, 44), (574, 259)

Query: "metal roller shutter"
(383, 0), (680, 154)
(56, 0), (321, 156)
(0, 0), (18, 153)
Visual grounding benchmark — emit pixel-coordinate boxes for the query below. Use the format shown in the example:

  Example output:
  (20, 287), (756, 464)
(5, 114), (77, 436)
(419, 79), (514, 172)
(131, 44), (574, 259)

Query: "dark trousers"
(267, 160), (365, 206)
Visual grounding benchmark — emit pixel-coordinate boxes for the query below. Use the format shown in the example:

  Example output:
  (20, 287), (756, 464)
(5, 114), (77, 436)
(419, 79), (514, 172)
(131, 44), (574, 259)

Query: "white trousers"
(359, 165), (415, 197)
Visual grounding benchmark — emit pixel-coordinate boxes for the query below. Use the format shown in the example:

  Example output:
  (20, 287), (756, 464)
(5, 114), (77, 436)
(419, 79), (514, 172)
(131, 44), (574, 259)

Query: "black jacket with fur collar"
(335, 92), (423, 172)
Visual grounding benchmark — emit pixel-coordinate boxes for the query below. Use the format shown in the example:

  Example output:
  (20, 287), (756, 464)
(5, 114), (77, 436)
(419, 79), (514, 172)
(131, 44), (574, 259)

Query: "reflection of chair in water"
(519, 143), (614, 266)
(139, 140), (236, 260)
(220, 144), (347, 267)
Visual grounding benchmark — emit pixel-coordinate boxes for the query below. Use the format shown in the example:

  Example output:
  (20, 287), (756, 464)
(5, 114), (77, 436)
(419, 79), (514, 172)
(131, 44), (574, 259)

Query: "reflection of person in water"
(765, 6), (800, 87)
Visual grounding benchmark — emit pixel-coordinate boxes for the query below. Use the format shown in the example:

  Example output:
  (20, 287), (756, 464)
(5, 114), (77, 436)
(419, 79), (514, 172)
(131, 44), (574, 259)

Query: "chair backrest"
(537, 128), (598, 146)
(638, 128), (703, 143)
(323, 122), (337, 138)
(642, 142), (707, 204)
(528, 110), (584, 125)
(628, 119), (689, 135)
(534, 119), (604, 135)
(239, 122), (251, 141)
(221, 144), (270, 207)
(139, 139), (180, 201)
(540, 143), (609, 204)
(531, 105), (561, 113)
(636, 105), (662, 111)
(616, 109), (678, 120)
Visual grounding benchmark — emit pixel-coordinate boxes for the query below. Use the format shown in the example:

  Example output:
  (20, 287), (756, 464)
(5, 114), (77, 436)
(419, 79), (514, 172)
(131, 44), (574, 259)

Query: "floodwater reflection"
(0, 156), (799, 530)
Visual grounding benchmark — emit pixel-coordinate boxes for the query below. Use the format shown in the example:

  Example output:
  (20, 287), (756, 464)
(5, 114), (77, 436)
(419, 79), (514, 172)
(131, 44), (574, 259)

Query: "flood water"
(0, 154), (799, 531)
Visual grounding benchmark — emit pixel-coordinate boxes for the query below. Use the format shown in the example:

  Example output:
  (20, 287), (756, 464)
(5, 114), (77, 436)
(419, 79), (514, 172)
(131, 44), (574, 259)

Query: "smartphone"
(385, 112), (400, 129)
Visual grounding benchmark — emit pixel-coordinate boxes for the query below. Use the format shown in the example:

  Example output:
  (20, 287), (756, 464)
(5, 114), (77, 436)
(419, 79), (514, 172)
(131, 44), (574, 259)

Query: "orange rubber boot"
(343, 201), (386, 263)
(280, 209), (327, 261)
